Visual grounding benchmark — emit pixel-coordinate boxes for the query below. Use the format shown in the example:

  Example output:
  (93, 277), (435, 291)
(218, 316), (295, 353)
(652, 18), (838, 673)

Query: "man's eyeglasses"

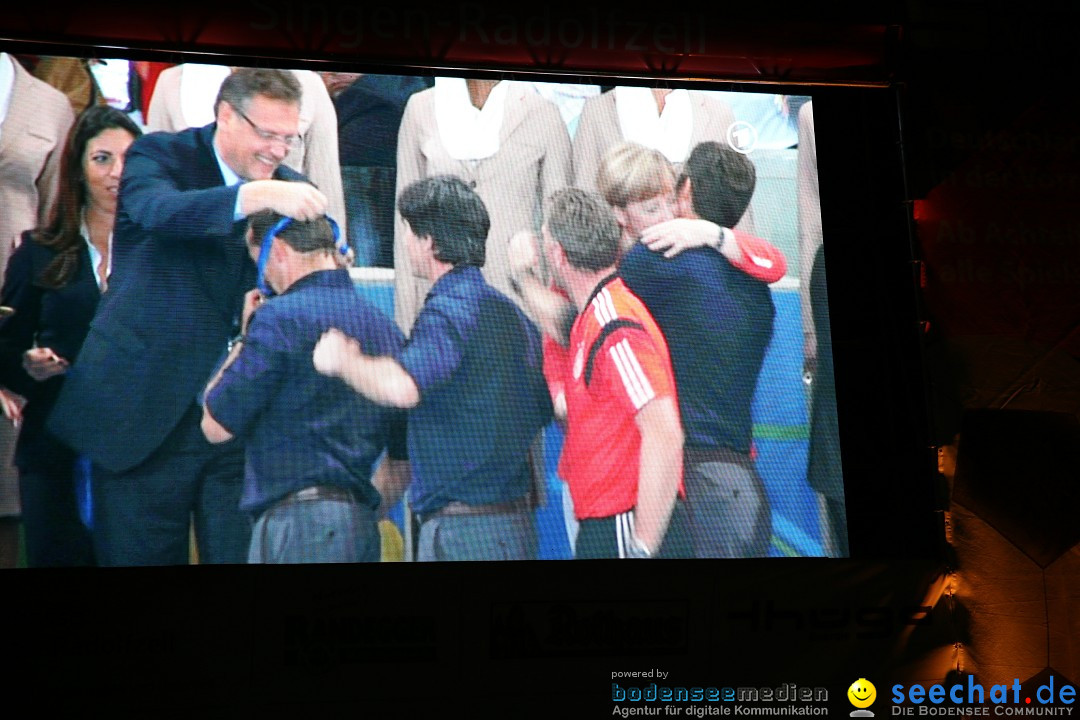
(233, 105), (300, 149)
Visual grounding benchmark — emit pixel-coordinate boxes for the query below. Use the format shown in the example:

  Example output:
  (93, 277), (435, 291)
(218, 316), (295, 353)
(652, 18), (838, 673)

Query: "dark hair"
(544, 188), (621, 272)
(247, 210), (338, 254)
(677, 141), (757, 228)
(33, 105), (142, 289)
(397, 176), (489, 267)
(214, 67), (302, 117)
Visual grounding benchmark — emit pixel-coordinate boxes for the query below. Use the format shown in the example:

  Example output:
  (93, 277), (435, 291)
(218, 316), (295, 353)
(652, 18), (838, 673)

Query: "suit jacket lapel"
(498, 87), (530, 150)
(190, 123), (247, 323)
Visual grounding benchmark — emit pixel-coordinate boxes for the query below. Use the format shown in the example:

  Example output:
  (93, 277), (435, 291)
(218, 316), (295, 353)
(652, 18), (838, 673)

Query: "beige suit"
(146, 65), (347, 240)
(571, 88), (756, 234)
(0, 58), (75, 516)
(393, 86), (571, 333)
(796, 101), (821, 366)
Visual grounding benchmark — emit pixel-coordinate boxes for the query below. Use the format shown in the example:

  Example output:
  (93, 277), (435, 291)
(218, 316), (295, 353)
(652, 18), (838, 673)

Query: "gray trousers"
(683, 449), (772, 558)
(416, 510), (537, 562)
(249, 498), (380, 564)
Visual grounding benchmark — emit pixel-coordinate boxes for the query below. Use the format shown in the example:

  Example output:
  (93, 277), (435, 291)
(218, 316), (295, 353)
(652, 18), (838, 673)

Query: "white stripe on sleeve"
(610, 338), (655, 410)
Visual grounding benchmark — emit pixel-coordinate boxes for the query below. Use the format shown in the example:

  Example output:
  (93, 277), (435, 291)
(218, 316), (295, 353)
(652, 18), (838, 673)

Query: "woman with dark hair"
(0, 104), (140, 567)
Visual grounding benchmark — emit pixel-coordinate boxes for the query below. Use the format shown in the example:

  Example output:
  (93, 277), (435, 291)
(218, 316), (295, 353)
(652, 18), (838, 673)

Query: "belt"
(273, 484), (357, 510)
(684, 447), (755, 468)
(419, 496), (531, 525)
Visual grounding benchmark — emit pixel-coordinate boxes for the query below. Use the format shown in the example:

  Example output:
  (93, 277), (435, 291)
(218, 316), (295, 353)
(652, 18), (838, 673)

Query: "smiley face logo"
(848, 678), (877, 709)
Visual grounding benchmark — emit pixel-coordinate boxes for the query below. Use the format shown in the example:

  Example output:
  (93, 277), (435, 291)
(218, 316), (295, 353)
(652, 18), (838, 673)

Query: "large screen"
(0, 51), (869, 567)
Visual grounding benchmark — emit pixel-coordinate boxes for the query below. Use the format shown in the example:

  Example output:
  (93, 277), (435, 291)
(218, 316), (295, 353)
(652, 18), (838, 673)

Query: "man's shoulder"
(261, 274), (349, 316)
(276, 274), (403, 343)
(580, 279), (654, 334)
(134, 124), (206, 151)
(423, 270), (538, 345)
(275, 163), (306, 183)
(416, 271), (485, 335)
(15, 60), (72, 116)
(581, 89), (615, 112)
(622, 243), (725, 283)
(127, 125), (212, 169)
(338, 286), (404, 342)
(403, 86), (436, 114)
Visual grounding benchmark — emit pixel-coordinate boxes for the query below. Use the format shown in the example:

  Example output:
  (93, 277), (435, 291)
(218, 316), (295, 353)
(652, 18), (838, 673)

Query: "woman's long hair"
(33, 105), (142, 289)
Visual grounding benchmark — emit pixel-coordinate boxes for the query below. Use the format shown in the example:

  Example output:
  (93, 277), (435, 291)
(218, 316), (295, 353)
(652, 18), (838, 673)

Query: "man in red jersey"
(538, 188), (691, 559)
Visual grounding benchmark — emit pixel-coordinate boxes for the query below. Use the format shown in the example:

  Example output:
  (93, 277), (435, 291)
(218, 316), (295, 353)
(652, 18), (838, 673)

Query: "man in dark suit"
(48, 68), (329, 566)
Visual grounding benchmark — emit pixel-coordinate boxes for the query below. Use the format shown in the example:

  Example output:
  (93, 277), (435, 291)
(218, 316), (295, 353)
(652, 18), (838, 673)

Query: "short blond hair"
(596, 141), (676, 208)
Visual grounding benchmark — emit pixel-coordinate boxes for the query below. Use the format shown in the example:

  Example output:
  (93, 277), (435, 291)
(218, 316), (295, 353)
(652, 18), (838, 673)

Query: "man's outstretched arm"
(313, 328), (420, 409)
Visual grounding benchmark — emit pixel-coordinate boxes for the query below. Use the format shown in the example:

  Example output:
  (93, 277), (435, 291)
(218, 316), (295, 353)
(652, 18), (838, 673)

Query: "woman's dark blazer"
(0, 231), (100, 469)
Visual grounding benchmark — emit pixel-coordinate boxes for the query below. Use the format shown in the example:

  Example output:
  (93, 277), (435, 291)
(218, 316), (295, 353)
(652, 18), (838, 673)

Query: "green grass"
(752, 423), (809, 441)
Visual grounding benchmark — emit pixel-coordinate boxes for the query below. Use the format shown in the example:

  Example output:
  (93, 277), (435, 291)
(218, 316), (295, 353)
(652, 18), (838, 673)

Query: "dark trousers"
(91, 404), (249, 566)
(575, 501), (694, 559)
(19, 460), (96, 567)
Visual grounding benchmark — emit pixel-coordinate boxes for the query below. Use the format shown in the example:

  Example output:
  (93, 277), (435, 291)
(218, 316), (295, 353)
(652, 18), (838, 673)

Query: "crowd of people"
(0, 54), (837, 566)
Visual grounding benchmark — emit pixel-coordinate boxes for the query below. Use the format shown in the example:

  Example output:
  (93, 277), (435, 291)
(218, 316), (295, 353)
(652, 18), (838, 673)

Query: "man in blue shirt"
(201, 211), (407, 563)
(617, 141), (776, 558)
(314, 175), (552, 562)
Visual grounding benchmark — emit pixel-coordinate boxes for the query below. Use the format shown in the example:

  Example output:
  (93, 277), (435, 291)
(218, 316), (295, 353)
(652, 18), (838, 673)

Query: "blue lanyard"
(256, 215), (346, 296)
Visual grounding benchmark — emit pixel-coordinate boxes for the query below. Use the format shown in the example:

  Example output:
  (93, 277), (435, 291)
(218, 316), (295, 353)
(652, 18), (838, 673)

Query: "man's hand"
(0, 387), (23, 428)
(313, 328), (361, 379)
(508, 230), (541, 280)
(314, 329), (420, 408)
(639, 218), (723, 258)
(373, 457), (411, 514)
(240, 180), (329, 221)
(335, 246), (356, 269)
(241, 289), (264, 335)
(23, 347), (70, 382)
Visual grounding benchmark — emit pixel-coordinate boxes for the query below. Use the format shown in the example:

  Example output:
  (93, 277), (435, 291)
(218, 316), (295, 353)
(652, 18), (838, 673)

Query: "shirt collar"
(277, 267), (350, 297)
(583, 271), (621, 311)
(212, 129), (243, 186)
(80, 214), (112, 290)
(428, 264), (482, 296)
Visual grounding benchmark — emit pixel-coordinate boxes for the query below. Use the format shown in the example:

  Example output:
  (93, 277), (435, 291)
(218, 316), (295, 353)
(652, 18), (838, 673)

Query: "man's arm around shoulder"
(313, 328), (420, 409)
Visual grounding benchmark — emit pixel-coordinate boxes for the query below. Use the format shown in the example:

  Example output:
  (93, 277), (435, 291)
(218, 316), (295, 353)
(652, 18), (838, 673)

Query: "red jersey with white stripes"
(558, 274), (682, 519)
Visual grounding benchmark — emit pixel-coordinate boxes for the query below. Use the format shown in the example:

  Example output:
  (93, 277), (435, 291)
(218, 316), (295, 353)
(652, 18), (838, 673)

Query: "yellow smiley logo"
(848, 678), (877, 708)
